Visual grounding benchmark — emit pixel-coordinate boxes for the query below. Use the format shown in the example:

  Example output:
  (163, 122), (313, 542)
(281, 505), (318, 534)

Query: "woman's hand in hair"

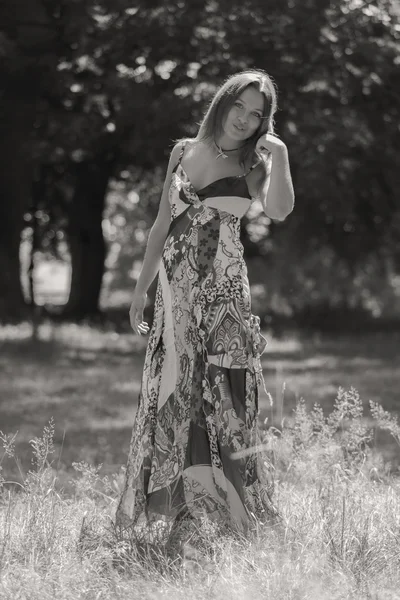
(255, 132), (287, 156)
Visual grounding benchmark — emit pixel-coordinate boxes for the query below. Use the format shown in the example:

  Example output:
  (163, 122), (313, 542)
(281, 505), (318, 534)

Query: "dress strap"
(177, 140), (187, 165)
(243, 159), (261, 177)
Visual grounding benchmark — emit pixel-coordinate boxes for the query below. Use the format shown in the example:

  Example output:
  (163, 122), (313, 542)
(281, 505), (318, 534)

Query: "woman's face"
(222, 86), (265, 142)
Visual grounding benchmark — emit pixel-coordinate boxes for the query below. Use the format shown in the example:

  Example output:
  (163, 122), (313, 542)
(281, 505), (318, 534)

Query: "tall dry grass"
(0, 388), (400, 599)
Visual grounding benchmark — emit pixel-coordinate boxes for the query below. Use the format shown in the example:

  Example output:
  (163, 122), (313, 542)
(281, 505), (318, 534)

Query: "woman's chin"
(232, 126), (254, 142)
(222, 124), (252, 144)
(231, 126), (246, 138)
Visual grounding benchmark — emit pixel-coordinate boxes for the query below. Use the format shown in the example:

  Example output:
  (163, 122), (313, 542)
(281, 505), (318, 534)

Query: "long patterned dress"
(116, 143), (276, 542)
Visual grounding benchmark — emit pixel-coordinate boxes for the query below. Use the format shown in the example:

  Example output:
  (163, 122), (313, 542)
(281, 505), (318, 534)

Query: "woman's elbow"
(263, 199), (294, 221)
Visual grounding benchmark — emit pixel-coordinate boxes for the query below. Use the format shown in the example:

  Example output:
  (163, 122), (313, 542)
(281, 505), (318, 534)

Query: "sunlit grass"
(1, 321), (400, 480)
(1, 323), (400, 598)
(1, 387), (400, 598)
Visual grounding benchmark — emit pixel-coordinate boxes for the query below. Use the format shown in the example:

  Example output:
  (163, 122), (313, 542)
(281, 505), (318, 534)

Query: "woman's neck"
(215, 133), (243, 151)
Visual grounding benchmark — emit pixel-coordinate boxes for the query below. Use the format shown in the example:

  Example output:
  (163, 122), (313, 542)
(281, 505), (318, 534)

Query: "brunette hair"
(196, 69), (278, 168)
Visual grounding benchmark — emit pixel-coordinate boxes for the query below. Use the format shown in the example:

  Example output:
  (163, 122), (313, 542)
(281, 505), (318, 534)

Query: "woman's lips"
(233, 123), (246, 132)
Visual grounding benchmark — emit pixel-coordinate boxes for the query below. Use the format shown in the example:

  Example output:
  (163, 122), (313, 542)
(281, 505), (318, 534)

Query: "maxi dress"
(116, 143), (276, 540)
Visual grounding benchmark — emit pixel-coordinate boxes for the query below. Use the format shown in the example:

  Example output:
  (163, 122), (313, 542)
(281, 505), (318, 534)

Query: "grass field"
(1, 322), (399, 485)
(1, 322), (400, 599)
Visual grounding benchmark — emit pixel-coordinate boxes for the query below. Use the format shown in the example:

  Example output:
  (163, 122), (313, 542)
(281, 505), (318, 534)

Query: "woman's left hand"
(256, 133), (287, 155)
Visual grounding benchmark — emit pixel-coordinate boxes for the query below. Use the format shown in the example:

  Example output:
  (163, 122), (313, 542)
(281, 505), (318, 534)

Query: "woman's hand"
(256, 133), (287, 155)
(129, 290), (150, 335)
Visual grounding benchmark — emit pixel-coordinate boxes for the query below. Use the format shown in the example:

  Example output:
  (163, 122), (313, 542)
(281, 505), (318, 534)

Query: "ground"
(1, 322), (399, 488)
(1, 322), (400, 599)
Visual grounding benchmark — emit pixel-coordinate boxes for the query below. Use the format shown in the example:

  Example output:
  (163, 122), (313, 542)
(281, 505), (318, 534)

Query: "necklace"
(214, 141), (242, 160)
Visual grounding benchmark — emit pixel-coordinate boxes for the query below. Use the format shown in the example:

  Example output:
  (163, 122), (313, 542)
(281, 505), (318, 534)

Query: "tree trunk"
(0, 0), (57, 321)
(0, 91), (36, 320)
(63, 161), (111, 320)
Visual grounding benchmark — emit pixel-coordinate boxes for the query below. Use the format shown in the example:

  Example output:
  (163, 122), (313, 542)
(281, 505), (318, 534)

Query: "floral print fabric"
(116, 143), (276, 542)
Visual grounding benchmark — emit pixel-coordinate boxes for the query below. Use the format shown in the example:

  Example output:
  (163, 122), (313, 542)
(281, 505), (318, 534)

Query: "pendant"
(216, 148), (228, 159)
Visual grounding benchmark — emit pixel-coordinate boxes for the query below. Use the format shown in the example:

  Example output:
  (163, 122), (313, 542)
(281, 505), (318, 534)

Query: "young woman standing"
(116, 69), (294, 542)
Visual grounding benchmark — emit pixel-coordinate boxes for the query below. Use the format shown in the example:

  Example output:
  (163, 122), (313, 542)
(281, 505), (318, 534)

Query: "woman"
(116, 69), (294, 542)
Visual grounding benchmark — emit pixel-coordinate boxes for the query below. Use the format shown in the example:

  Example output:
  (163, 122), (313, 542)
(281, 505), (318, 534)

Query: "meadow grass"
(1, 323), (400, 599)
(1, 321), (399, 485)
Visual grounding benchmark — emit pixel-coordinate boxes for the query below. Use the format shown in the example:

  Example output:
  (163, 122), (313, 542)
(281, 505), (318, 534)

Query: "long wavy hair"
(196, 69), (278, 168)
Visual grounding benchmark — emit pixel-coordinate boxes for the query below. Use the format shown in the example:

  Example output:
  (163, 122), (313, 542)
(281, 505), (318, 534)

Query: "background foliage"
(0, 0), (399, 328)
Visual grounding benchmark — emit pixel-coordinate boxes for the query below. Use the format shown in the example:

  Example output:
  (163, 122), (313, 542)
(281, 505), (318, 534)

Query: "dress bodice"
(169, 162), (253, 221)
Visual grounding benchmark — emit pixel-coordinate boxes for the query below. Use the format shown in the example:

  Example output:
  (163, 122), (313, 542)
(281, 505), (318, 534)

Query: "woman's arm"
(130, 141), (183, 333)
(134, 142), (182, 296)
(251, 135), (295, 221)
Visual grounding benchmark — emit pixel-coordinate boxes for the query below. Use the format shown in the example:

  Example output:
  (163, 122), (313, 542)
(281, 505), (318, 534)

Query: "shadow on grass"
(1, 322), (400, 490)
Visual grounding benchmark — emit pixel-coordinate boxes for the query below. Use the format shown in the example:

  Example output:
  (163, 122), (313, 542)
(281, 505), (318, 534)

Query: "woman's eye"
(235, 102), (243, 108)
(253, 113), (262, 119)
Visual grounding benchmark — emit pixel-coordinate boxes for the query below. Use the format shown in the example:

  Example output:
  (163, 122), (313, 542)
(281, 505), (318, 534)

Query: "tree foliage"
(0, 0), (399, 322)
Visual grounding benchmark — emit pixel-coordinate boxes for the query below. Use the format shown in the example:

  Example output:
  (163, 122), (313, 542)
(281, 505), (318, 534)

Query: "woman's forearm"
(261, 147), (294, 221)
(135, 221), (169, 295)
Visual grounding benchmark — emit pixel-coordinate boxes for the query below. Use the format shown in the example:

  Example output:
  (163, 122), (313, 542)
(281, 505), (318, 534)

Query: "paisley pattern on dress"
(115, 143), (276, 542)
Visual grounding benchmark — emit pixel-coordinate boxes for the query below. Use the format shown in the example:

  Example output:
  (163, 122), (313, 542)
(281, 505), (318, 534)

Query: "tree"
(29, 0), (227, 318)
(1, 0), (399, 323)
(0, 0), (59, 319)
(214, 0), (400, 315)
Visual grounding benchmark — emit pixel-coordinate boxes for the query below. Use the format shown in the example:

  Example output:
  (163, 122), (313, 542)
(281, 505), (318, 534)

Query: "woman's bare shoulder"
(173, 137), (198, 150)
(168, 137), (197, 162)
